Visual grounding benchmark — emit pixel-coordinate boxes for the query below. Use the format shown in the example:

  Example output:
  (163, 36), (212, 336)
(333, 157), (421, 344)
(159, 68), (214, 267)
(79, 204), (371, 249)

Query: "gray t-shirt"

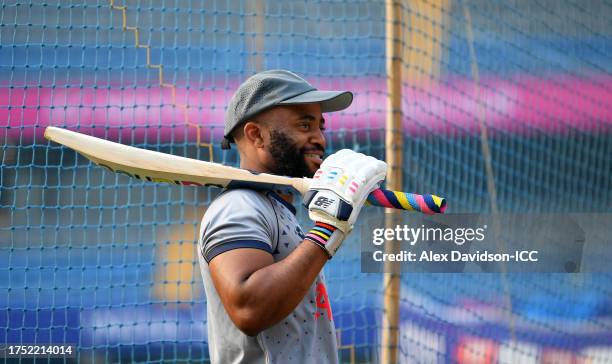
(198, 188), (339, 364)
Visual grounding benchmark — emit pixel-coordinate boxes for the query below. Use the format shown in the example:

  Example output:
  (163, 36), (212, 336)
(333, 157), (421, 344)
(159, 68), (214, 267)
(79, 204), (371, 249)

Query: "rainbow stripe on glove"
(305, 222), (338, 247)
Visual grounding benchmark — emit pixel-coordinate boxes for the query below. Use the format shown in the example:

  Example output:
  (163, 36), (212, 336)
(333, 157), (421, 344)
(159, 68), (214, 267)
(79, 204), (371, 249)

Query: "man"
(197, 70), (387, 363)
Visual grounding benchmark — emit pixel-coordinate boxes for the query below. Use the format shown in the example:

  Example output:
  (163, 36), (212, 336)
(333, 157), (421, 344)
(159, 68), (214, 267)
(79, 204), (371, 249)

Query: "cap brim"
(278, 90), (353, 113)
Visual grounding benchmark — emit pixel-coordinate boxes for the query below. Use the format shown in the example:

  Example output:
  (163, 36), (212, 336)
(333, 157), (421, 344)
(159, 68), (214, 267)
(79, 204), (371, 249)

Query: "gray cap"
(221, 69), (353, 149)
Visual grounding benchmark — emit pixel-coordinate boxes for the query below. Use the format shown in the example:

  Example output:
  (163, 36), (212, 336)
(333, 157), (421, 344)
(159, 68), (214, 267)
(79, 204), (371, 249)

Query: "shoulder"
(205, 188), (275, 217)
(201, 188), (282, 232)
(199, 189), (282, 262)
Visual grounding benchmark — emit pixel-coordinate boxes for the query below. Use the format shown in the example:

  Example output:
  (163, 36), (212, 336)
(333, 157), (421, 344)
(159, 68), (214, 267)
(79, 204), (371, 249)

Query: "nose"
(311, 127), (326, 150)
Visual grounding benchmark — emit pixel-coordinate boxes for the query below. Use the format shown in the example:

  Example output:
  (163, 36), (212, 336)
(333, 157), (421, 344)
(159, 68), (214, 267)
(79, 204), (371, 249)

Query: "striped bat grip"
(366, 188), (446, 214)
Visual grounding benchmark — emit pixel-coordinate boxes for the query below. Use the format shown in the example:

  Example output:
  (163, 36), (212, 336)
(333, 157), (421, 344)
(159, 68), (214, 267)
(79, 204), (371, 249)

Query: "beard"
(267, 130), (321, 178)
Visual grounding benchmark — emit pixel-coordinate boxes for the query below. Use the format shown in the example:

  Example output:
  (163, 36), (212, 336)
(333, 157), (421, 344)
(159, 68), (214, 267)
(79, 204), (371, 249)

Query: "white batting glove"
(303, 149), (387, 258)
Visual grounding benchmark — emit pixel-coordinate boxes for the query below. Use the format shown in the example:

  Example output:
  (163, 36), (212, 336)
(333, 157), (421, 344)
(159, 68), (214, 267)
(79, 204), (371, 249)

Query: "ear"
(243, 121), (266, 148)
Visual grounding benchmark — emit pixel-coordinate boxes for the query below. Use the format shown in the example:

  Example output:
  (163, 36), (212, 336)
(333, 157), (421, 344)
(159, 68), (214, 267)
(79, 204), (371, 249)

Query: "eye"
(299, 122), (310, 131)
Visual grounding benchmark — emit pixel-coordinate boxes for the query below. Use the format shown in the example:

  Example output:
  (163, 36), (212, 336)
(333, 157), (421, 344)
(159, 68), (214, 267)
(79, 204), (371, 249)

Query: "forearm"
(234, 240), (328, 333)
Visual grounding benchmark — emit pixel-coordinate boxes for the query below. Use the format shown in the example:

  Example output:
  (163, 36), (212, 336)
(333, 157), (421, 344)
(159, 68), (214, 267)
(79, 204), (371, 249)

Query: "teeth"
(305, 154), (321, 160)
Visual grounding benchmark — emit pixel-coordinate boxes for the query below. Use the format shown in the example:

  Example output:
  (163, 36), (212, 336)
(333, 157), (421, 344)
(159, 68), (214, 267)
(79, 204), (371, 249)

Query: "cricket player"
(198, 70), (387, 363)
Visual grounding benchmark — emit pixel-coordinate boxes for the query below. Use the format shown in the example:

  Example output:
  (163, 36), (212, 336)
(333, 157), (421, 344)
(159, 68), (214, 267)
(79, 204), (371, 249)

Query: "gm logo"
(313, 196), (334, 208)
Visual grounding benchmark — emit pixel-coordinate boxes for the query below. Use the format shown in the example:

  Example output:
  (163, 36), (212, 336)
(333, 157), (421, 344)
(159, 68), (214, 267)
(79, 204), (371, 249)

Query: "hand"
(303, 149), (387, 257)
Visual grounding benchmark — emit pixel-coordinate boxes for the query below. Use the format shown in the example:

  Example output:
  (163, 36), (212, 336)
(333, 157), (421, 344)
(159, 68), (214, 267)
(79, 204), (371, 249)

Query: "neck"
(239, 155), (295, 204)
(239, 159), (270, 174)
(238, 146), (277, 174)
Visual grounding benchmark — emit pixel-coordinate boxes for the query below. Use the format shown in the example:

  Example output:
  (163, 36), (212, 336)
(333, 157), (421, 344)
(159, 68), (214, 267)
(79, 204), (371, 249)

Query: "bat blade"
(44, 126), (304, 191)
(44, 127), (446, 214)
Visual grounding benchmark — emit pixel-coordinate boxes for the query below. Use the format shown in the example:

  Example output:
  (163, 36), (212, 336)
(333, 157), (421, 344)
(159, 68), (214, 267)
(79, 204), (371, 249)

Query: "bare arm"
(208, 240), (327, 336)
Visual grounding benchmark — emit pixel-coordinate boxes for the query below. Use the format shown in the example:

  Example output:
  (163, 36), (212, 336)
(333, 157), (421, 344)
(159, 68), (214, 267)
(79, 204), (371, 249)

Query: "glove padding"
(303, 149), (387, 257)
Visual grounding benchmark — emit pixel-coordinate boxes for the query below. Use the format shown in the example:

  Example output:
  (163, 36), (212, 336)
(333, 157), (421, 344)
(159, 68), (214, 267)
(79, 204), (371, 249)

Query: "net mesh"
(1, 0), (611, 363)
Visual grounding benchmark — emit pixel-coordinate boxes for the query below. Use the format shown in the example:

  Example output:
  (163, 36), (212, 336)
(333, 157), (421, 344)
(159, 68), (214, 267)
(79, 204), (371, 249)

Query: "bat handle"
(366, 188), (447, 214)
(294, 178), (446, 214)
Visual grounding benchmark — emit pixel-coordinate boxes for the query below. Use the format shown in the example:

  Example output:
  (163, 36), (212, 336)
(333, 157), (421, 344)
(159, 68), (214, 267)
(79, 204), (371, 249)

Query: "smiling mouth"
(304, 153), (323, 162)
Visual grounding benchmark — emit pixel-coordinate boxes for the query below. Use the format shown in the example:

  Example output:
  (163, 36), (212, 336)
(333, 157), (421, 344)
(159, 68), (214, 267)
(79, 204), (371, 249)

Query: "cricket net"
(1, 1), (611, 362)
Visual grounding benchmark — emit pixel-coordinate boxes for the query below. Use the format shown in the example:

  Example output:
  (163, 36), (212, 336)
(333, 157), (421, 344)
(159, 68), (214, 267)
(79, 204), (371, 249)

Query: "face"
(261, 104), (327, 178)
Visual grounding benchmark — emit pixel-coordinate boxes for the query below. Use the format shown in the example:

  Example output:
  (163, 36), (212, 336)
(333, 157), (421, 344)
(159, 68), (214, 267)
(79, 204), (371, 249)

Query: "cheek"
(279, 131), (307, 152)
(292, 134), (310, 151)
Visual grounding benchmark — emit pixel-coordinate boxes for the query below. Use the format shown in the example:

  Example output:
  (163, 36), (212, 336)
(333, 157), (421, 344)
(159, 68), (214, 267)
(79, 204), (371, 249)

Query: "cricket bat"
(44, 127), (446, 214)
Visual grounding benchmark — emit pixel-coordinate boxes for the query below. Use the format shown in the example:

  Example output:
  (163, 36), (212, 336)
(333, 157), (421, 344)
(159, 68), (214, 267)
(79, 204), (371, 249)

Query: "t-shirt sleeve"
(199, 189), (278, 263)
